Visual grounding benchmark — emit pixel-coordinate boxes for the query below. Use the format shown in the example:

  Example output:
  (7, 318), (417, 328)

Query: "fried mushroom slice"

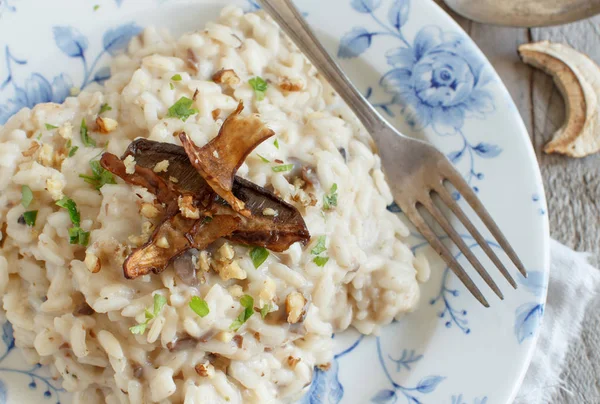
(123, 215), (240, 279)
(179, 101), (274, 216)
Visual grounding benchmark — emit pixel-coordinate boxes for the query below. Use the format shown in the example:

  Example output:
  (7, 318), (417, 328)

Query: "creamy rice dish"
(0, 6), (428, 403)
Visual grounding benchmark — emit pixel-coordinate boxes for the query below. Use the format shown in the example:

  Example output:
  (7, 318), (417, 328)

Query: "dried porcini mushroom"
(179, 101), (275, 216)
(519, 41), (600, 157)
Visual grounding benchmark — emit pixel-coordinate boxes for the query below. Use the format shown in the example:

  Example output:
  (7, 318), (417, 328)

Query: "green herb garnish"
(271, 164), (294, 173)
(230, 295), (254, 331)
(260, 303), (271, 319)
(189, 296), (210, 317)
(250, 247), (269, 269)
(93, 4), (100, 11)
(313, 256), (329, 267)
(129, 323), (147, 335)
(45, 123), (58, 130)
(69, 146), (79, 157)
(68, 227), (90, 246)
(274, 139), (279, 149)
(56, 197), (80, 226)
(171, 74), (182, 81)
(323, 183), (338, 210)
(167, 96), (199, 121)
(21, 185), (33, 208)
(99, 104), (112, 114)
(130, 294), (168, 335)
(249, 77), (268, 101)
(80, 118), (96, 147)
(311, 236), (327, 255)
(79, 160), (116, 190)
(257, 154), (270, 163)
(169, 82), (174, 90)
(36, 133), (42, 140)
(22, 211), (38, 227)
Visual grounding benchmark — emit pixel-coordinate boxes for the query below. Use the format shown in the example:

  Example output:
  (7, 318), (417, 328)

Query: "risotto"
(0, 6), (427, 403)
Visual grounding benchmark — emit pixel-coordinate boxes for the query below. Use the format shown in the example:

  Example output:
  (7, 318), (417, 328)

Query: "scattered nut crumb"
(253, 332), (261, 342)
(124, 155), (136, 174)
(287, 356), (301, 369)
(37, 144), (55, 166)
(259, 277), (276, 305)
(215, 260), (246, 281)
(212, 109), (221, 120)
(192, 88), (199, 101)
(285, 292), (307, 324)
(228, 285), (243, 298)
(317, 363), (331, 371)
(178, 195), (200, 219)
(279, 77), (304, 92)
(84, 253), (101, 273)
(262, 208), (278, 217)
(212, 150), (219, 158)
(140, 203), (159, 219)
(216, 243), (235, 261)
(156, 236), (170, 249)
(96, 117), (118, 134)
(194, 362), (215, 378)
(169, 176), (179, 183)
(153, 159), (170, 173)
(46, 178), (64, 201)
(22, 142), (40, 157)
(58, 122), (73, 140)
(232, 334), (243, 349)
(197, 251), (212, 272)
(215, 331), (233, 343)
(212, 69), (240, 86)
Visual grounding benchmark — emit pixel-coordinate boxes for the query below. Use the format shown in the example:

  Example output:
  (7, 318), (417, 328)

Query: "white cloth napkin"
(514, 239), (600, 404)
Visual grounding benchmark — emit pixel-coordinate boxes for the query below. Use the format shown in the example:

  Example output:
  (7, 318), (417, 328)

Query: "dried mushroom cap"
(179, 101), (275, 216)
(519, 41), (600, 157)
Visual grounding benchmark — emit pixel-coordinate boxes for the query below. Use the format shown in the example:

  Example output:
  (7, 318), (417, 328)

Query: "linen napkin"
(514, 239), (600, 404)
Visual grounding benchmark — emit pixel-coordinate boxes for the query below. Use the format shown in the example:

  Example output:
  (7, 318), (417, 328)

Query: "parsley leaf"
(167, 96), (199, 121)
(99, 104), (112, 114)
(323, 183), (338, 210)
(80, 118), (96, 147)
(79, 160), (116, 190)
(68, 227), (90, 246)
(56, 197), (80, 226)
(45, 123), (58, 130)
(260, 303), (271, 319)
(69, 146), (79, 157)
(153, 294), (167, 317)
(257, 154), (270, 163)
(93, 5), (100, 11)
(169, 82), (174, 90)
(274, 139), (279, 149)
(249, 247), (269, 269)
(171, 74), (182, 81)
(22, 211), (38, 227)
(272, 164), (294, 173)
(249, 77), (268, 101)
(313, 256), (329, 267)
(230, 295), (254, 331)
(21, 185), (33, 208)
(189, 296), (210, 317)
(311, 236), (327, 255)
(129, 323), (147, 335)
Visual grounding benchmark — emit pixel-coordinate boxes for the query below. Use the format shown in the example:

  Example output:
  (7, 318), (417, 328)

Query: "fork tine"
(403, 205), (490, 307)
(421, 197), (504, 300)
(443, 164), (527, 278)
(436, 185), (517, 289)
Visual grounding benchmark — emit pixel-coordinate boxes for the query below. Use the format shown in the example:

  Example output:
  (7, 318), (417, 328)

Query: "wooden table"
(433, 1), (600, 402)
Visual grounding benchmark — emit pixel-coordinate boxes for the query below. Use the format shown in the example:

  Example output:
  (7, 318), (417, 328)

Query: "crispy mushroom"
(179, 101), (274, 216)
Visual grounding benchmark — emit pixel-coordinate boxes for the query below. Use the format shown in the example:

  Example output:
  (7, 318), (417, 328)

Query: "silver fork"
(259, 0), (527, 307)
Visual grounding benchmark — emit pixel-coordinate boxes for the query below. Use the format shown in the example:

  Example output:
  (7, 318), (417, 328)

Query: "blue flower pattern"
(514, 270), (546, 343)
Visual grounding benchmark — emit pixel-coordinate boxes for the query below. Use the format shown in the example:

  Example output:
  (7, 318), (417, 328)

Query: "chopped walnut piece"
(58, 122), (73, 140)
(46, 178), (64, 201)
(259, 277), (276, 306)
(96, 117), (118, 134)
(155, 236), (170, 249)
(140, 203), (160, 219)
(317, 363), (331, 371)
(153, 160), (170, 173)
(212, 108), (221, 120)
(279, 77), (304, 92)
(84, 253), (101, 273)
(194, 362), (215, 378)
(169, 176), (179, 184)
(287, 356), (301, 369)
(177, 195), (200, 219)
(197, 251), (212, 272)
(232, 334), (243, 348)
(212, 69), (241, 87)
(37, 144), (55, 166)
(216, 243), (235, 261)
(123, 155), (136, 174)
(22, 142), (40, 157)
(285, 292), (306, 324)
(215, 260), (246, 281)
(228, 284), (243, 298)
(215, 331), (233, 343)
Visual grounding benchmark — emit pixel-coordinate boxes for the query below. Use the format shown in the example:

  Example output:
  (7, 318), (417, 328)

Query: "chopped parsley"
(79, 160), (116, 190)
(249, 77), (268, 101)
(323, 183), (338, 210)
(249, 247), (269, 269)
(310, 236), (327, 255)
(311, 235), (329, 267)
(230, 295), (254, 331)
(260, 303), (271, 319)
(130, 294), (167, 335)
(45, 123), (58, 130)
(36, 133), (42, 140)
(274, 139), (279, 149)
(69, 145), (79, 157)
(167, 96), (199, 121)
(189, 296), (210, 317)
(271, 164), (294, 173)
(99, 103), (112, 114)
(93, 4), (100, 11)
(22, 211), (38, 227)
(171, 74), (182, 81)
(80, 118), (96, 147)
(56, 196), (89, 246)
(169, 82), (174, 90)
(21, 185), (33, 208)
(257, 154), (270, 163)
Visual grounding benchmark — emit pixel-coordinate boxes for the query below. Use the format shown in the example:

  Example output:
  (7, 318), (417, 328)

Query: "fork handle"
(258, 0), (392, 134)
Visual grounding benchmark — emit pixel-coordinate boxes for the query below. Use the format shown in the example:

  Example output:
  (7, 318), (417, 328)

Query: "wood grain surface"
(433, 1), (600, 402)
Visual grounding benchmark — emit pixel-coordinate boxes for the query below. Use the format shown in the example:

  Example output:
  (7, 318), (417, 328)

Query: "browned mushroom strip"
(179, 101), (274, 216)
(119, 139), (310, 250)
(123, 215), (240, 279)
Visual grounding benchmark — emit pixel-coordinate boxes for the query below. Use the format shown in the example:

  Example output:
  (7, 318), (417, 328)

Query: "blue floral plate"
(0, 0), (549, 403)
